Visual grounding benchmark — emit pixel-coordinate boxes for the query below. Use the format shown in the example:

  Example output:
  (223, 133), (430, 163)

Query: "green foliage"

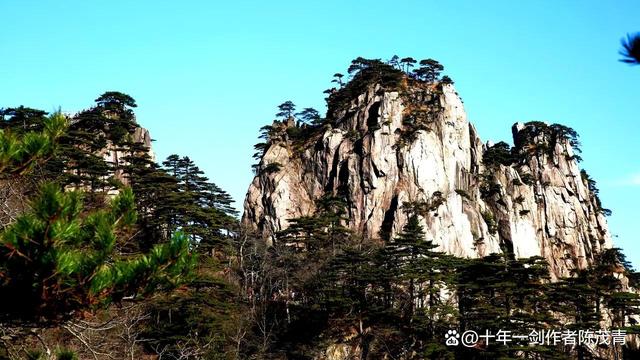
(413, 58), (444, 82)
(620, 32), (640, 65)
(1, 92), (242, 358)
(327, 57), (405, 116)
(2, 80), (635, 359)
(304, 212), (461, 358)
(0, 106), (49, 133)
(456, 254), (556, 359)
(401, 192), (445, 217)
(440, 75), (454, 85)
(35, 91), (142, 193)
(394, 106), (437, 148)
(276, 101), (296, 119)
(331, 73), (345, 88)
(261, 162), (282, 175)
(513, 121), (582, 165)
(240, 190), (639, 359)
(481, 210), (498, 235)
(143, 257), (242, 359)
(157, 155), (237, 253)
(581, 169), (612, 216)
(394, 114), (433, 147)
(0, 183), (195, 321)
(55, 349), (78, 360)
(479, 174), (502, 199)
(399, 57), (417, 73)
(250, 56), (454, 162)
(518, 171), (536, 185)
(483, 141), (516, 167)
(278, 195), (352, 257)
(0, 112), (67, 176)
(455, 189), (471, 200)
(25, 350), (46, 360)
(296, 107), (322, 125)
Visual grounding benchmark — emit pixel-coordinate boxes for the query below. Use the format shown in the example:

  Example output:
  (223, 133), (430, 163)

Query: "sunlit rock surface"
(243, 83), (611, 280)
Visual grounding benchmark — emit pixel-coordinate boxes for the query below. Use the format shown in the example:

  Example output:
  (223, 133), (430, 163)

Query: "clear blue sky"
(1, 1), (639, 267)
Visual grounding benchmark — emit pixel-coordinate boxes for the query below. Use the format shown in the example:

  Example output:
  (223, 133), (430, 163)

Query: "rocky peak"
(243, 81), (612, 279)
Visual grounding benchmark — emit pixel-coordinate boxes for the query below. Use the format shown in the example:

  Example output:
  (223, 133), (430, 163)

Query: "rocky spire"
(243, 82), (611, 280)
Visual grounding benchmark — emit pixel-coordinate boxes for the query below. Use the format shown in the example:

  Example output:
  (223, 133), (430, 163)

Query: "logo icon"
(445, 329), (460, 346)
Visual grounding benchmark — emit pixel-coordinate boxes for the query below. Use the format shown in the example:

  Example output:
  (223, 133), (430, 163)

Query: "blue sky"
(1, 1), (639, 267)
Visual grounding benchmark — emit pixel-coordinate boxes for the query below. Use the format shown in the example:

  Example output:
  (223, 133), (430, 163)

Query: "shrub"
(518, 171), (536, 186)
(262, 162), (282, 175)
(455, 189), (471, 200)
(513, 122), (582, 163)
(327, 58), (404, 116)
(56, 349), (79, 360)
(483, 141), (516, 167)
(482, 211), (498, 235)
(479, 175), (502, 199)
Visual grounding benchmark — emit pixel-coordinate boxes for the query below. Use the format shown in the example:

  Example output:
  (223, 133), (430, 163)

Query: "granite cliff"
(243, 81), (612, 280)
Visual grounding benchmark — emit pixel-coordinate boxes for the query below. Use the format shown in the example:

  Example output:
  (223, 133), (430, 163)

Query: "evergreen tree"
(388, 55), (401, 69)
(321, 246), (385, 358)
(457, 254), (557, 359)
(0, 120), (195, 323)
(0, 113), (67, 176)
(440, 75), (454, 85)
(620, 32), (640, 65)
(400, 57), (417, 73)
(278, 195), (351, 257)
(296, 107), (322, 125)
(39, 91), (140, 193)
(413, 58), (444, 82)
(159, 154), (237, 252)
(0, 106), (49, 133)
(0, 184), (195, 322)
(383, 213), (459, 358)
(327, 57), (404, 115)
(276, 101), (296, 119)
(331, 73), (345, 88)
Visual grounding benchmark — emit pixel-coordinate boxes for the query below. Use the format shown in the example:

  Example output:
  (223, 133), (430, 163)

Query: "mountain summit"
(243, 75), (611, 281)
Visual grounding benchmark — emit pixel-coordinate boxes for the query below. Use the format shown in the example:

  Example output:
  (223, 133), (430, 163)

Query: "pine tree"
(413, 59), (444, 82)
(0, 121), (195, 322)
(321, 246), (383, 357)
(0, 112), (67, 176)
(276, 101), (296, 119)
(36, 92), (139, 193)
(457, 253), (558, 359)
(0, 184), (195, 322)
(400, 57), (417, 73)
(331, 73), (345, 88)
(382, 213), (459, 357)
(620, 32), (640, 65)
(0, 106), (49, 133)
(159, 155), (237, 253)
(296, 107), (322, 125)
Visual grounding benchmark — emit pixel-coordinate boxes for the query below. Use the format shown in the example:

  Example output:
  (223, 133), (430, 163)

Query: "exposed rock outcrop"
(103, 126), (155, 184)
(243, 83), (611, 280)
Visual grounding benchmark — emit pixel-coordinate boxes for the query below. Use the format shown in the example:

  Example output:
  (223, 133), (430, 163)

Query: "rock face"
(103, 126), (155, 185)
(242, 83), (612, 280)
